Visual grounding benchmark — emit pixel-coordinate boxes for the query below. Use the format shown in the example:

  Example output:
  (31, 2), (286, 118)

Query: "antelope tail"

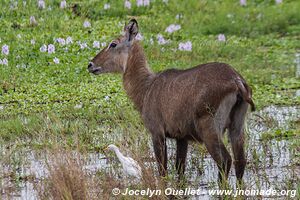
(235, 79), (256, 111)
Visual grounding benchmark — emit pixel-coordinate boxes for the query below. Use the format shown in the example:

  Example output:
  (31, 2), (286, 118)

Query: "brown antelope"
(88, 19), (255, 183)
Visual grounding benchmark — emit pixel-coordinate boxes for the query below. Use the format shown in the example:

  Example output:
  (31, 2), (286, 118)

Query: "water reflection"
(0, 106), (299, 199)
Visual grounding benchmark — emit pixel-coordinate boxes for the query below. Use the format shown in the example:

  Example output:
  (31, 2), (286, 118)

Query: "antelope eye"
(110, 42), (117, 48)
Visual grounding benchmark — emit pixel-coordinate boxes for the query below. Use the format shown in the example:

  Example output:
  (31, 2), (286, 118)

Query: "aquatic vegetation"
(0, 0), (299, 199)
(178, 41), (192, 51)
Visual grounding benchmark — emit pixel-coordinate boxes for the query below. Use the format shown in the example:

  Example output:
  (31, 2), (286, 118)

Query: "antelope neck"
(123, 42), (155, 112)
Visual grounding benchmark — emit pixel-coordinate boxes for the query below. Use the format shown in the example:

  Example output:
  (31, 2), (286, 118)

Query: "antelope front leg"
(151, 134), (167, 177)
(176, 139), (188, 179)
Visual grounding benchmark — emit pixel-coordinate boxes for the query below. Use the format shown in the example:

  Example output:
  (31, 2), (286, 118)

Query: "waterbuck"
(88, 19), (255, 183)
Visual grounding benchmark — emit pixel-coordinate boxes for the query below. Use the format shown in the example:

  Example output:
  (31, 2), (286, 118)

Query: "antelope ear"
(124, 19), (139, 42)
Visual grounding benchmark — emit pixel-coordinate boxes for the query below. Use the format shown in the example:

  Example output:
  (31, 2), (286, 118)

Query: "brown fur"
(123, 43), (155, 112)
(88, 19), (255, 184)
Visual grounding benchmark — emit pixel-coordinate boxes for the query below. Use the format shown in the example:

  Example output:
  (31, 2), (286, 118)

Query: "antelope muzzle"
(88, 62), (102, 75)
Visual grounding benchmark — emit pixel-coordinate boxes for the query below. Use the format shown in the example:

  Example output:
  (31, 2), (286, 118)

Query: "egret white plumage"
(105, 144), (142, 179)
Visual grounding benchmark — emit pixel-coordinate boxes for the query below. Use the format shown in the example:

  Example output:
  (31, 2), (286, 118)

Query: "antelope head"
(88, 19), (139, 75)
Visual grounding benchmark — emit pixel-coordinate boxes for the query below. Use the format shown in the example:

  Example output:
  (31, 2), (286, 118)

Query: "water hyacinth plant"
(1, 45), (9, 55)
(136, 0), (143, 7)
(30, 16), (37, 26)
(178, 41), (192, 51)
(53, 57), (60, 64)
(135, 33), (143, 41)
(124, 0), (131, 9)
(137, 0), (150, 7)
(47, 44), (55, 54)
(217, 34), (226, 42)
(157, 34), (168, 45)
(38, 0), (45, 9)
(60, 0), (67, 9)
(0, 58), (8, 66)
(240, 0), (247, 6)
(93, 41), (100, 49)
(56, 38), (66, 46)
(165, 24), (181, 33)
(78, 41), (88, 49)
(83, 20), (91, 28)
(66, 36), (73, 44)
(104, 3), (110, 10)
(101, 42), (107, 47)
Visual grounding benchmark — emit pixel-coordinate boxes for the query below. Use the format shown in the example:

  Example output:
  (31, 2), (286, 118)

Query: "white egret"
(105, 144), (142, 179)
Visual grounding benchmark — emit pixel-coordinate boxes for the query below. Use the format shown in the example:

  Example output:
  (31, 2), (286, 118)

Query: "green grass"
(0, 1), (300, 116)
(0, 0), (299, 144)
(0, 0), (299, 199)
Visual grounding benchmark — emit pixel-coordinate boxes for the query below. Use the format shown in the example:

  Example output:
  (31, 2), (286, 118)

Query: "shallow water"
(0, 105), (299, 199)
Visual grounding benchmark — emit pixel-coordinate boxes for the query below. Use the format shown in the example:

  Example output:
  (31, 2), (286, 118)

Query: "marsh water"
(1, 105), (299, 199)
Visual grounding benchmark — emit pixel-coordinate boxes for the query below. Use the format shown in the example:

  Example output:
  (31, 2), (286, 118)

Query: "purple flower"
(30, 16), (37, 25)
(2, 58), (8, 66)
(104, 3), (110, 9)
(136, 0), (143, 7)
(240, 0), (246, 6)
(101, 42), (107, 47)
(40, 44), (47, 52)
(136, 33), (143, 41)
(137, 0), (150, 6)
(47, 44), (55, 54)
(275, 0), (282, 4)
(56, 38), (66, 45)
(38, 0), (45, 9)
(2, 45), (9, 55)
(53, 57), (60, 64)
(157, 34), (168, 45)
(31, 39), (36, 45)
(124, 0), (131, 9)
(178, 41), (192, 51)
(83, 20), (91, 28)
(78, 41), (88, 49)
(104, 96), (110, 101)
(217, 34), (226, 42)
(165, 24), (181, 33)
(66, 36), (73, 44)
(93, 41), (100, 48)
(60, 0), (67, 9)
(143, 0), (150, 6)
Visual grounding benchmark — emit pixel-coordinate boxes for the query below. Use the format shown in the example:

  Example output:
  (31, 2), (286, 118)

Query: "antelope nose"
(88, 62), (94, 69)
